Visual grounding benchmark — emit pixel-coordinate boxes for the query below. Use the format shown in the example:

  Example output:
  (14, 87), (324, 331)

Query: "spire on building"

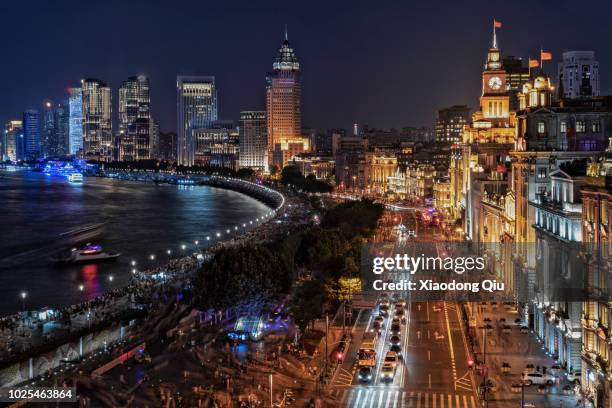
(273, 27), (300, 71)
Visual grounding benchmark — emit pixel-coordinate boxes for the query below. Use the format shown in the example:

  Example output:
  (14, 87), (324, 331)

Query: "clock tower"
(480, 26), (510, 121)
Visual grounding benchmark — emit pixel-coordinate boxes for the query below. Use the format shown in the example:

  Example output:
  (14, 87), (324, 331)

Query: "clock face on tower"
(488, 76), (502, 90)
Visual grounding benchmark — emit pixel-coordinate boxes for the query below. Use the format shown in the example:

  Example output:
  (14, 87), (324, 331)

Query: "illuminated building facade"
(22, 109), (40, 161)
(42, 102), (69, 158)
(580, 145), (612, 406)
(239, 111), (268, 172)
(176, 76), (218, 166)
(119, 75), (151, 161)
(192, 120), (239, 170)
(363, 150), (397, 194)
(290, 154), (335, 180)
(68, 88), (83, 155)
(4, 120), (23, 161)
(266, 30), (307, 168)
(435, 105), (470, 143)
(459, 26), (515, 243)
(82, 79), (112, 161)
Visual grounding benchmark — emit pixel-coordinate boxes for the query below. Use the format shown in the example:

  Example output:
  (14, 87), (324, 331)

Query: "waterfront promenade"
(0, 176), (300, 387)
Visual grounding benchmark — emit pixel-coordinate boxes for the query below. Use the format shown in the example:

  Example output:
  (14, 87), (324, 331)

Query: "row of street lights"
(17, 210), (280, 312)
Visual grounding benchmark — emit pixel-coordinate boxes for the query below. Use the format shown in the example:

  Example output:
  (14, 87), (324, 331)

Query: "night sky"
(2, 0), (612, 133)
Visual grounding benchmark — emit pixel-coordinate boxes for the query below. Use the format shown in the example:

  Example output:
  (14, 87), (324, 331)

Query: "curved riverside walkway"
(0, 177), (292, 387)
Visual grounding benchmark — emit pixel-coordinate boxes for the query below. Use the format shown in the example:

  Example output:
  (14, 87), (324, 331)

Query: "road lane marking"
(379, 389), (385, 407)
(455, 394), (460, 407)
(439, 393), (444, 408)
(470, 396), (476, 408)
(443, 302), (458, 386)
(463, 395), (468, 407)
(447, 394), (452, 407)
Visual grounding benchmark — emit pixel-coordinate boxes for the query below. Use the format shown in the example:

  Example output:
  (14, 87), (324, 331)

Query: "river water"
(0, 171), (271, 316)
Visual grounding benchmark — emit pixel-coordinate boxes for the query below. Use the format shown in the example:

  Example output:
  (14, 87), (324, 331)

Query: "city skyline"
(1, 0), (612, 134)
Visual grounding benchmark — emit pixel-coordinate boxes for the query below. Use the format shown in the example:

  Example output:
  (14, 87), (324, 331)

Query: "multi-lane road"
(333, 208), (480, 407)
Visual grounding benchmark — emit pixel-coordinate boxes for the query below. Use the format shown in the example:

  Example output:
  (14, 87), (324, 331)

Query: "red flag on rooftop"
(494, 20), (502, 28)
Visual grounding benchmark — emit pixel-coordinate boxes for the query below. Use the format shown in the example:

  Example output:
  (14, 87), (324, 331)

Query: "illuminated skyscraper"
(266, 28), (305, 168)
(4, 120), (23, 161)
(176, 76), (217, 166)
(68, 88), (83, 155)
(42, 102), (69, 158)
(239, 111), (268, 171)
(82, 78), (112, 161)
(119, 75), (151, 161)
(22, 110), (40, 161)
(435, 105), (470, 143)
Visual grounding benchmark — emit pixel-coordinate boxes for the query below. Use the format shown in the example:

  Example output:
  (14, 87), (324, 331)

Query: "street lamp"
(131, 260), (136, 267)
(108, 275), (114, 282)
(78, 284), (84, 292)
(149, 254), (156, 261)
(20, 291), (27, 311)
(181, 244), (186, 251)
(167, 249), (172, 255)
(194, 240), (199, 246)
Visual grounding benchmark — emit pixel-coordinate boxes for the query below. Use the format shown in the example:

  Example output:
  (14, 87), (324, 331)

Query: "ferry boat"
(68, 173), (83, 183)
(54, 243), (120, 264)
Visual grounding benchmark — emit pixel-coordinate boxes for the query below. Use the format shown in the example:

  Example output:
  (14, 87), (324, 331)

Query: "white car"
(522, 372), (554, 386)
(380, 363), (396, 382)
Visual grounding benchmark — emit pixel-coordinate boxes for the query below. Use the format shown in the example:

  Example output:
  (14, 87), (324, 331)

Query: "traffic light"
(336, 352), (344, 362)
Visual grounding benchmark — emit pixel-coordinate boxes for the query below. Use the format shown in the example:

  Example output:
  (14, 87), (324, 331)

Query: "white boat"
(55, 243), (120, 264)
(68, 173), (84, 183)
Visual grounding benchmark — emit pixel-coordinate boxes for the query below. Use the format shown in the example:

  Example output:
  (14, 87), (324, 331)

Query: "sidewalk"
(466, 302), (581, 408)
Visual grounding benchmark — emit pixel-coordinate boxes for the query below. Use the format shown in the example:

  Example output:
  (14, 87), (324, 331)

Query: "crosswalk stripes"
(342, 389), (477, 408)
(454, 372), (473, 392)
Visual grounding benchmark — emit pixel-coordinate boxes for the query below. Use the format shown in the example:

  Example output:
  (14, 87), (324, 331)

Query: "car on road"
(391, 316), (401, 325)
(380, 363), (396, 382)
(371, 321), (382, 334)
(522, 372), (555, 386)
(384, 351), (399, 368)
(566, 370), (581, 384)
(407, 230), (416, 238)
(520, 326), (530, 334)
(502, 325), (512, 333)
(374, 315), (385, 325)
(357, 366), (374, 383)
(395, 308), (406, 323)
(379, 304), (390, 316)
(389, 335), (401, 353)
(390, 322), (401, 336)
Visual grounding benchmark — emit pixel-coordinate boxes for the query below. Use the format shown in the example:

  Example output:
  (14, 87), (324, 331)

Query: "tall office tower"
(158, 131), (177, 162)
(55, 103), (69, 156)
(119, 75), (151, 161)
(150, 118), (159, 159)
(42, 102), (56, 158)
(558, 51), (600, 99)
(41, 102), (69, 158)
(68, 88), (83, 155)
(435, 105), (470, 143)
(82, 78), (112, 161)
(4, 120), (23, 161)
(22, 110), (40, 161)
(503, 56), (531, 110)
(239, 111), (268, 172)
(176, 76), (217, 166)
(266, 29), (303, 167)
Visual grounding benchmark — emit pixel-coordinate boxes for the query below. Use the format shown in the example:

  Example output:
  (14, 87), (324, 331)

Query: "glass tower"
(176, 76), (217, 166)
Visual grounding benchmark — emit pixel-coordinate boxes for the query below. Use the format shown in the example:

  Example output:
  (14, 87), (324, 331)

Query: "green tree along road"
(193, 198), (384, 333)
